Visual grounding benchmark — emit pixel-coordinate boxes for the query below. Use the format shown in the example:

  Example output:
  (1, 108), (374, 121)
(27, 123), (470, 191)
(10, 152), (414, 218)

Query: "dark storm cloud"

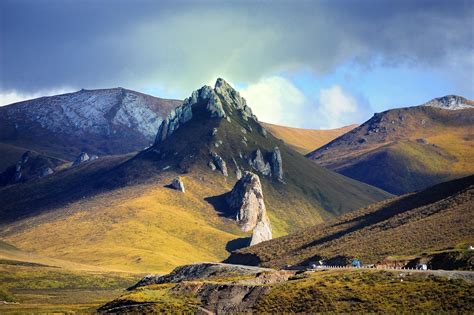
(1, 0), (472, 94)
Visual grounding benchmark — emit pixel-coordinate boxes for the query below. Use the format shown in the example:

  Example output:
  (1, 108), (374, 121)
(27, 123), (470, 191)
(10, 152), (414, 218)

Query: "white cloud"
(240, 76), (308, 128)
(0, 88), (75, 107)
(317, 85), (359, 129)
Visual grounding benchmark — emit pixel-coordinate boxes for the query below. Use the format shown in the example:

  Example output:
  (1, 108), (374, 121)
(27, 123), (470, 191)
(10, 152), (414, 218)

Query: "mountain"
(0, 88), (182, 165)
(261, 122), (357, 154)
(307, 95), (474, 195)
(226, 175), (474, 269)
(0, 79), (390, 273)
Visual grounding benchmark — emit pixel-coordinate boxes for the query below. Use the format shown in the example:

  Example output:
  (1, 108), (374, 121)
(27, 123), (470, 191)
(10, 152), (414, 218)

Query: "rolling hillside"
(307, 95), (474, 194)
(0, 79), (390, 273)
(226, 175), (474, 269)
(261, 122), (357, 154)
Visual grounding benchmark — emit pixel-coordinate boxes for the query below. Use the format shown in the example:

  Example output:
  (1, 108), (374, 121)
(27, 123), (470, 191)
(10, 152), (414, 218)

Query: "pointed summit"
(154, 78), (256, 144)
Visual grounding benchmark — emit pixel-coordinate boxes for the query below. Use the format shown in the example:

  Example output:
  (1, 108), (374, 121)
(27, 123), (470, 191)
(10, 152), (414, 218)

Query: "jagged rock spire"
(226, 171), (272, 245)
(154, 78), (257, 144)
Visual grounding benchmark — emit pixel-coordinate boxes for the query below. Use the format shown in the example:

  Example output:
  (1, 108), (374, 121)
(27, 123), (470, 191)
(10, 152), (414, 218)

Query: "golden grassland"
(0, 262), (140, 313)
(1, 173), (245, 273)
(261, 122), (357, 154)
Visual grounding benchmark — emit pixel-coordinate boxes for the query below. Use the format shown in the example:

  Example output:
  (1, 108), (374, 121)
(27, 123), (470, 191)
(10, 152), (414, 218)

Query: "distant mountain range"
(307, 95), (474, 195)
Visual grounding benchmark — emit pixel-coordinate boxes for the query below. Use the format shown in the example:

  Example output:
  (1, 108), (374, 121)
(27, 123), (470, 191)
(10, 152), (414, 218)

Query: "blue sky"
(1, 0), (473, 128)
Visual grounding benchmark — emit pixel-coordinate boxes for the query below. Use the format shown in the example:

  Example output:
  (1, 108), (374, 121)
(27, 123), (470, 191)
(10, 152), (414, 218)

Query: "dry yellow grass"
(261, 122), (357, 154)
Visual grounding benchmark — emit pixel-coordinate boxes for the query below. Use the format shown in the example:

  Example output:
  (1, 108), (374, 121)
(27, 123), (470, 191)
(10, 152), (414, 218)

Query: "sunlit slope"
(308, 104), (474, 194)
(261, 122), (357, 154)
(0, 170), (244, 273)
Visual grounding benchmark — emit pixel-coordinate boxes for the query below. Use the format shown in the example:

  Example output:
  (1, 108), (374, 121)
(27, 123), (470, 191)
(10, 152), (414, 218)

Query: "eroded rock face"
(155, 100), (193, 142)
(250, 219), (272, 246)
(211, 152), (228, 177)
(250, 149), (272, 176)
(271, 147), (283, 181)
(171, 177), (185, 193)
(154, 78), (259, 145)
(423, 95), (473, 110)
(226, 172), (272, 245)
(73, 152), (90, 166)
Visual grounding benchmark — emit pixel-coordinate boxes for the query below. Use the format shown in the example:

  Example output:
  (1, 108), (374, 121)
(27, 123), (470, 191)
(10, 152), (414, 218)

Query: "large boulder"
(226, 172), (272, 245)
(171, 177), (185, 193)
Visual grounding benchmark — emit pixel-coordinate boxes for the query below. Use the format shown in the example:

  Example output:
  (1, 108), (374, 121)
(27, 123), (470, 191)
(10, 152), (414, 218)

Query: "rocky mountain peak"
(154, 78), (256, 144)
(423, 95), (473, 110)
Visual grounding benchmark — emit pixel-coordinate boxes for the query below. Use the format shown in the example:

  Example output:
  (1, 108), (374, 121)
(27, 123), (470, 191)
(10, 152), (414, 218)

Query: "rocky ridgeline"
(423, 95), (474, 110)
(155, 78), (256, 144)
(226, 171), (272, 246)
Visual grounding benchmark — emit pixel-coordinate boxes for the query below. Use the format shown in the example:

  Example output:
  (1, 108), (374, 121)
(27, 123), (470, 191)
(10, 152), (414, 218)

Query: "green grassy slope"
(226, 175), (474, 268)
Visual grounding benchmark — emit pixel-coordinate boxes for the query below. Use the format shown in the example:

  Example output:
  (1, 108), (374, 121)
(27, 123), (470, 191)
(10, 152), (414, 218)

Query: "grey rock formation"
(41, 167), (54, 177)
(270, 146), (283, 181)
(232, 158), (243, 180)
(155, 100), (193, 142)
(260, 126), (267, 138)
(156, 79), (258, 144)
(73, 152), (90, 166)
(208, 161), (217, 171)
(250, 219), (273, 246)
(89, 154), (99, 161)
(226, 172), (272, 246)
(250, 149), (272, 176)
(211, 152), (228, 177)
(423, 95), (473, 110)
(171, 177), (185, 192)
(215, 78), (256, 121)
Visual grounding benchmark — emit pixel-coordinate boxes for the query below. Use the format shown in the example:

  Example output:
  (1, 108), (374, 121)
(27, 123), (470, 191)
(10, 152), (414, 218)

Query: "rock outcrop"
(171, 177), (185, 192)
(250, 219), (273, 246)
(248, 147), (283, 181)
(154, 78), (258, 145)
(271, 147), (283, 181)
(155, 100), (193, 142)
(423, 95), (474, 110)
(226, 172), (272, 245)
(73, 152), (90, 166)
(211, 152), (228, 177)
(250, 149), (272, 176)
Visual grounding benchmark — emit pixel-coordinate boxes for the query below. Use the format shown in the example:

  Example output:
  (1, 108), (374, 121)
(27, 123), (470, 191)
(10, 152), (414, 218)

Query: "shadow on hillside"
(226, 237), (251, 253)
(299, 175), (474, 252)
(204, 192), (235, 218)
